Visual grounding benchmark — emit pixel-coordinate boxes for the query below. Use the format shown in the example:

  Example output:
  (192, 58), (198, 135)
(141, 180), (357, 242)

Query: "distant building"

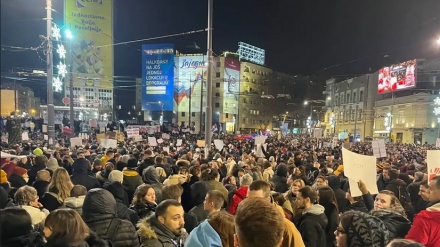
(0, 82), (41, 117)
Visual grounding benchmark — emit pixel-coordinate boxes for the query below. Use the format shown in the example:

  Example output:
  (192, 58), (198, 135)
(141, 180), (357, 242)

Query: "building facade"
(0, 82), (41, 117)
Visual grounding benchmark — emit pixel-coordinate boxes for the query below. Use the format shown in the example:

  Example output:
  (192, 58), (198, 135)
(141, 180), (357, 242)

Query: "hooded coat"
(296, 204), (328, 247)
(327, 175), (350, 213)
(228, 186), (248, 215)
(1, 231), (46, 247)
(65, 195), (86, 216)
(71, 158), (101, 191)
(122, 168), (143, 202)
(82, 189), (140, 247)
(271, 164), (289, 193)
(342, 211), (389, 247)
(103, 181), (139, 226)
(45, 232), (108, 247)
(184, 220), (222, 247)
(143, 166), (164, 203)
(189, 181), (210, 223)
(137, 215), (186, 247)
(406, 202), (440, 247)
(370, 209), (411, 240)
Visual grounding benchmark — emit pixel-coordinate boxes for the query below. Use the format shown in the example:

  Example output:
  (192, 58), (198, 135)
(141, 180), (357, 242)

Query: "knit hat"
(13, 166), (28, 177)
(108, 170), (124, 183)
(341, 211), (389, 247)
(93, 159), (102, 166)
(33, 148), (43, 156)
(46, 158), (59, 172)
(0, 169), (7, 183)
(127, 158), (138, 168)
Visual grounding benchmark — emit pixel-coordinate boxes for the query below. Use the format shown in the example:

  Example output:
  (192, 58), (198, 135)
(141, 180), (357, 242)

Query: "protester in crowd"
(101, 149), (114, 165)
(200, 167), (229, 200)
(33, 169), (51, 199)
(234, 197), (284, 247)
(228, 173), (253, 215)
(96, 162), (114, 186)
(14, 185), (49, 226)
(327, 175), (351, 213)
(406, 175), (440, 247)
(129, 183), (157, 219)
(271, 163), (289, 193)
(161, 184), (198, 233)
(143, 165), (164, 204)
(414, 181), (430, 213)
(28, 155), (47, 185)
(71, 158), (101, 191)
(40, 167), (74, 211)
(386, 239), (426, 247)
(44, 208), (108, 247)
(91, 159), (103, 174)
(203, 189), (225, 215)
(137, 199), (187, 247)
(335, 210), (390, 247)
(247, 180), (305, 247)
(82, 188), (140, 247)
(137, 150), (155, 176)
(123, 158), (143, 202)
(318, 186), (339, 247)
(284, 178), (305, 218)
(262, 159), (274, 182)
(104, 180), (139, 226)
(0, 207), (46, 247)
(65, 185), (87, 215)
(9, 166), (29, 188)
(188, 175), (211, 223)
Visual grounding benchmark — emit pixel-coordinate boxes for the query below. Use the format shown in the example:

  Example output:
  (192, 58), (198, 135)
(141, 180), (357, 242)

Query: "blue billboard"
(142, 44), (174, 111)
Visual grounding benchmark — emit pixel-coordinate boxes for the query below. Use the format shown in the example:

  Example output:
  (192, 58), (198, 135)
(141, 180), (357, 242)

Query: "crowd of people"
(0, 133), (439, 247)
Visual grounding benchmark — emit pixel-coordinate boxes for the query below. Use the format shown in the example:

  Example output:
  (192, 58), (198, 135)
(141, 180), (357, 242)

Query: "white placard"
(254, 136), (267, 145)
(427, 150), (440, 181)
(148, 137), (157, 146)
(436, 138), (440, 148)
(101, 139), (117, 149)
(372, 140), (387, 158)
(21, 132), (29, 141)
(133, 135), (143, 142)
(214, 139), (224, 151)
(126, 128), (139, 138)
(70, 137), (82, 148)
(44, 134), (48, 140)
(157, 138), (163, 144)
(313, 128), (323, 138)
(176, 139), (182, 147)
(163, 147), (170, 153)
(342, 147), (379, 197)
(162, 133), (170, 140)
(42, 124), (47, 133)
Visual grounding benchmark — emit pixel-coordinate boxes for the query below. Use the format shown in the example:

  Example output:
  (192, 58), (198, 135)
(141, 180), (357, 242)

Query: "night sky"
(2, 0), (440, 101)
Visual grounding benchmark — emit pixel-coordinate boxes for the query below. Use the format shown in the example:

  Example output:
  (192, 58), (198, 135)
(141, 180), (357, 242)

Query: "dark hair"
(318, 186), (339, 212)
(132, 184), (155, 205)
(432, 175), (440, 190)
(386, 239), (425, 247)
(248, 180), (271, 198)
(298, 186), (318, 204)
(105, 150), (114, 155)
(206, 190), (226, 209)
(208, 211), (235, 247)
(155, 199), (182, 217)
(420, 180), (429, 188)
(162, 185), (183, 201)
(263, 160), (271, 169)
(155, 156), (163, 164)
(70, 185), (87, 197)
(389, 169), (399, 180)
(0, 207), (33, 241)
(189, 165), (201, 176)
(201, 168), (219, 181)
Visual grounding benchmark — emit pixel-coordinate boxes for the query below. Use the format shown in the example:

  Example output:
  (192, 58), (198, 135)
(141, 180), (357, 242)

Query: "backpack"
(397, 185), (413, 217)
(101, 218), (121, 247)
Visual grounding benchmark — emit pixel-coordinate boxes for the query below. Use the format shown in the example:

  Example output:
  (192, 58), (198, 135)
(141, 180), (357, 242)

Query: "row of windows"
(335, 109), (363, 122)
(179, 112), (233, 119)
(242, 118), (265, 124)
(334, 90), (364, 106)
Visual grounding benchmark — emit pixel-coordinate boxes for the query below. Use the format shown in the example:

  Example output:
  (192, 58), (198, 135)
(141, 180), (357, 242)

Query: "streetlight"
(303, 100), (325, 133)
(65, 29), (74, 137)
(437, 37), (440, 45)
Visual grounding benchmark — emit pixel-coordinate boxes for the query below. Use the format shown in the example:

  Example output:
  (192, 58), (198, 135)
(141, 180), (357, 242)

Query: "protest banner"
(427, 150), (440, 181)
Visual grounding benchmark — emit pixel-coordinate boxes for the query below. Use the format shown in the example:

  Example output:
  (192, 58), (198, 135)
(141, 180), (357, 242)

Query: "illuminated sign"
(378, 59), (416, 94)
(237, 42), (265, 65)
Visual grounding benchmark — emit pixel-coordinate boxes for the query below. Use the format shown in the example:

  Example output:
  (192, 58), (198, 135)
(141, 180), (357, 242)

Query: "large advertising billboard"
(174, 55), (207, 113)
(223, 58), (240, 114)
(378, 59), (416, 94)
(64, 0), (113, 89)
(141, 44), (175, 111)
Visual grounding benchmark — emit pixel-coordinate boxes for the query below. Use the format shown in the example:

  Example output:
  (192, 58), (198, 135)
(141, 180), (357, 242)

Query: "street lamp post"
(304, 100), (325, 134)
(204, 0), (213, 154)
(46, 0), (55, 147)
(65, 29), (74, 138)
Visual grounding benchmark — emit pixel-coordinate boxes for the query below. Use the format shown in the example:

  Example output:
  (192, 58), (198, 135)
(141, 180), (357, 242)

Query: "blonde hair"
(47, 167), (74, 202)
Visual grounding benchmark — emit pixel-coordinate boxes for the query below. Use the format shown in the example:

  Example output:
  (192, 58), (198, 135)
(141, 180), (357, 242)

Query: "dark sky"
(2, 0), (440, 94)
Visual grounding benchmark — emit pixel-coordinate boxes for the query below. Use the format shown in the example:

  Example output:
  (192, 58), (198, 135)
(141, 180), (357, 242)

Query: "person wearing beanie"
(336, 210), (389, 247)
(103, 181), (138, 225)
(70, 158), (101, 191)
(122, 158), (143, 202)
(46, 157), (59, 172)
(9, 166), (29, 188)
(91, 159), (103, 174)
(271, 164), (289, 193)
(33, 148), (43, 156)
(109, 170), (124, 184)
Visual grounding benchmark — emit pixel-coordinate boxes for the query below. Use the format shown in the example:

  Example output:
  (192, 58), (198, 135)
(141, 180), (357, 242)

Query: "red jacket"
(228, 186), (248, 215)
(406, 202), (440, 247)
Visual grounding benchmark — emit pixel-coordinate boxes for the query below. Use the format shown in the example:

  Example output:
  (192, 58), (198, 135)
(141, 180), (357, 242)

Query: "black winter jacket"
(82, 188), (140, 247)
(104, 181), (139, 226)
(296, 204), (328, 247)
(71, 158), (101, 191)
(1, 231), (46, 247)
(370, 209), (411, 240)
(130, 201), (156, 220)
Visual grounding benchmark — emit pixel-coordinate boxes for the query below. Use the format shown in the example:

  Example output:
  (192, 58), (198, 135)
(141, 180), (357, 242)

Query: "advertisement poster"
(141, 44), (175, 111)
(64, 0), (113, 89)
(174, 55), (207, 113)
(223, 58), (240, 114)
(378, 59), (416, 94)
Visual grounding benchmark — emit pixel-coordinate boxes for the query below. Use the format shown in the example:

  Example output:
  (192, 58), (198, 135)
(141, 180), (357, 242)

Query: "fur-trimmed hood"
(137, 214), (187, 245)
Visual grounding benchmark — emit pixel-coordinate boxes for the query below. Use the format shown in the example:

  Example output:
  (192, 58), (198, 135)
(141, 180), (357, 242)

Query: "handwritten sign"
(133, 135), (143, 142)
(148, 137), (157, 146)
(162, 133), (170, 140)
(21, 132), (29, 141)
(197, 140), (205, 148)
(342, 147), (378, 197)
(176, 139), (182, 147)
(254, 136), (267, 145)
(70, 137), (82, 148)
(101, 139), (117, 149)
(427, 150), (440, 181)
(214, 139), (224, 150)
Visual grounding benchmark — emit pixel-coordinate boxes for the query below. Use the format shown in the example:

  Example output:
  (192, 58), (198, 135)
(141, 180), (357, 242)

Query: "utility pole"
(68, 33), (74, 138)
(46, 0), (55, 147)
(189, 76), (192, 128)
(204, 0), (213, 155)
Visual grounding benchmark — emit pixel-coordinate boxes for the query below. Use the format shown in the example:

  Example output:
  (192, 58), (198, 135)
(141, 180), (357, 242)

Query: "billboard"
(174, 55), (207, 113)
(223, 58), (240, 114)
(141, 44), (175, 111)
(64, 0), (113, 89)
(378, 59), (416, 94)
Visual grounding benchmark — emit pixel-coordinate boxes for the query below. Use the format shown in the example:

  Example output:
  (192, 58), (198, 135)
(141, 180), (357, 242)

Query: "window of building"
(216, 72), (220, 78)
(243, 98), (247, 103)
(351, 110), (356, 121)
(339, 111), (344, 123)
(359, 91), (364, 102)
(215, 92), (220, 97)
(358, 109), (362, 120)
(340, 95), (344, 104)
(225, 113), (229, 118)
(216, 82), (220, 88)
(215, 102), (220, 108)
(216, 62), (221, 67)
(335, 96), (339, 106)
(242, 118), (246, 124)
(353, 92), (357, 103)
(192, 112), (195, 117)
(181, 112), (186, 117)
(346, 93), (351, 104)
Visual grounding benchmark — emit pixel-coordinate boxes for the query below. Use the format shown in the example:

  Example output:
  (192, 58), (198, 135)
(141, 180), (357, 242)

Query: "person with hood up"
(65, 185), (87, 216)
(327, 175), (351, 213)
(295, 186), (328, 247)
(46, 157), (59, 172)
(70, 158), (101, 191)
(0, 207), (46, 247)
(82, 188), (140, 247)
(28, 155), (47, 185)
(335, 210), (389, 247)
(123, 158), (143, 202)
(185, 211), (235, 247)
(137, 199), (187, 247)
(0, 186), (14, 209)
(271, 163), (289, 193)
(143, 166), (164, 204)
(104, 180), (139, 226)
